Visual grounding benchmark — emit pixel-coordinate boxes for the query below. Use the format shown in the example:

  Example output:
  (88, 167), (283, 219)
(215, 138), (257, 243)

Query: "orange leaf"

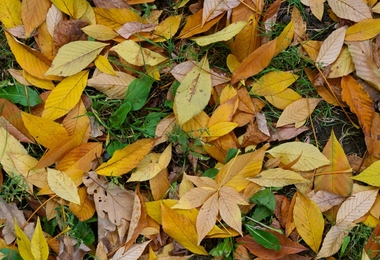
(69, 186), (95, 221)
(21, 0), (50, 37)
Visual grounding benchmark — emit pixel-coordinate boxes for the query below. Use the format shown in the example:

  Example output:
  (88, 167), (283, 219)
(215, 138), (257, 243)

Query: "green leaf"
(125, 75), (154, 111)
(0, 84), (41, 106)
(251, 205), (273, 222)
(0, 249), (23, 260)
(250, 188), (276, 211)
(202, 168), (219, 179)
(110, 102), (132, 128)
(245, 225), (281, 250)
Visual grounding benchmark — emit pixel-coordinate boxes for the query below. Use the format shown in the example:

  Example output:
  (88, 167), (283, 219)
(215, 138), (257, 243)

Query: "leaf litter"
(0, 0), (379, 259)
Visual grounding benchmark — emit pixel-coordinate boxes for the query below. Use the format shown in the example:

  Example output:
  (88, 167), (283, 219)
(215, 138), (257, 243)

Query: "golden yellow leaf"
(94, 55), (117, 76)
(316, 26), (347, 67)
(36, 21), (54, 60)
(23, 71), (55, 90)
(248, 168), (309, 187)
(30, 217), (49, 260)
(95, 138), (155, 176)
(94, 7), (141, 30)
(42, 70), (89, 120)
(274, 20), (295, 56)
(302, 40), (322, 62)
(352, 160), (380, 186)
(45, 41), (108, 77)
(174, 55), (212, 125)
(327, 0), (372, 22)
(21, 112), (69, 149)
(201, 122), (239, 140)
(128, 153), (161, 182)
(112, 40), (167, 66)
(227, 54), (240, 72)
(251, 71), (299, 96)
(161, 203), (208, 255)
(21, 0), (50, 37)
(0, 0), (22, 29)
(345, 19), (380, 41)
(294, 192), (324, 252)
(81, 24), (119, 41)
(191, 21), (246, 46)
(5, 31), (60, 81)
(179, 172), (195, 198)
(69, 187), (95, 221)
(315, 131), (353, 197)
(341, 75), (374, 136)
(265, 88), (302, 110)
(51, 0), (87, 18)
(150, 168), (170, 200)
(277, 98), (322, 127)
(87, 71), (136, 99)
(61, 100), (90, 136)
(268, 142), (330, 171)
(231, 40), (276, 84)
(48, 168), (80, 204)
(14, 221), (34, 260)
(152, 15), (182, 42)
(327, 46), (355, 78)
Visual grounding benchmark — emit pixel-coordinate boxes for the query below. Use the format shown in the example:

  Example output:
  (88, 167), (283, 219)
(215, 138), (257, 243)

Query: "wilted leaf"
(364, 223), (380, 259)
(327, 0), (372, 22)
(95, 138), (155, 176)
(196, 192), (219, 244)
(47, 168), (80, 204)
(267, 142), (330, 171)
(309, 0), (325, 21)
(248, 168), (309, 187)
(293, 192), (324, 252)
(277, 98), (321, 127)
(316, 26), (347, 67)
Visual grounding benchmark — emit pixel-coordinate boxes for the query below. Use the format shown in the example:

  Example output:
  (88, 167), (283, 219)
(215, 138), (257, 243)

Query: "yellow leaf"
(315, 130), (353, 197)
(69, 187), (95, 221)
(161, 203), (208, 255)
(48, 168), (80, 204)
(51, 0), (87, 18)
(345, 19), (380, 41)
(302, 40), (322, 62)
(0, 0), (22, 29)
(226, 54), (240, 73)
(31, 218), (49, 260)
(152, 15), (182, 42)
(5, 31), (60, 81)
(316, 26), (347, 67)
(42, 70), (89, 120)
(95, 138), (155, 176)
(23, 71), (55, 90)
(274, 20), (295, 56)
(351, 160), (380, 186)
(201, 122), (239, 140)
(218, 186), (245, 235)
(277, 98), (322, 127)
(248, 168), (309, 187)
(150, 168), (170, 200)
(268, 142), (330, 171)
(94, 7), (141, 30)
(231, 40), (276, 84)
(14, 221), (34, 260)
(191, 21), (246, 46)
(21, 112), (69, 149)
(251, 71), (299, 96)
(265, 88), (302, 110)
(310, 0), (325, 21)
(45, 41), (108, 77)
(21, 0), (50, 37)
(327, 46), (355, 78)
(173, 187), (217, 209)
(327, 0), (372, 22)
(196, 192), (219, 244)
(62, 100), (90, 136)
(179, 172), (194, 198)
(128, 153), (162, 182)
(294, 192), (324, 252)
(81, 24), (119, 41)
(94, 55), (118, 76)
(87, 71), (136, 99)
(111, 40), (167, 66)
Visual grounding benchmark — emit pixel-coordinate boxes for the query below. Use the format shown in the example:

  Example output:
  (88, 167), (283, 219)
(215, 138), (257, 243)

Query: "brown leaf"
(268, 125), (309, 142)
(53, 20), (88, 54)
(327, 0), (372, 22)
(237, 232), (307, 259)
(365, 222), (380, 258)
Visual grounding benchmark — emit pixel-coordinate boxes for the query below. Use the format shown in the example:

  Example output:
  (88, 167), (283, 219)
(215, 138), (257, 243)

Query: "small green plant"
(338, 224), (373, 260)
(0, 172), (30, 203)
(209, 237), (235, 259)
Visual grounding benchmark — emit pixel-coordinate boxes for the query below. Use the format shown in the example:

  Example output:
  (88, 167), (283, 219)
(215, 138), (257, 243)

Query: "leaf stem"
(246, 217), (283, 234)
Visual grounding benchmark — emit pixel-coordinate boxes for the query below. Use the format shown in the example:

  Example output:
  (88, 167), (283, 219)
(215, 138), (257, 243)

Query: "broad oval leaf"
(47, 168), (80, 204)
(277, 98), (322, 127)
(81, 24), (119, 41)
(30, 218), (49, 260)
(251, 71), (299, 96)
(248, 168), (309, 187)
(327, 0), (372, 22)
(196, 192), (219, 244)
(294, 192), (324, 253)
(316, 26), (347, 67)
(345, 19), (380, 41)
(0, 0), (22, 29)
(267, 142), (330, 171)
(45, 41), (108, 77)
(245, 225), (281, 250)
(95, 138), (155, 176)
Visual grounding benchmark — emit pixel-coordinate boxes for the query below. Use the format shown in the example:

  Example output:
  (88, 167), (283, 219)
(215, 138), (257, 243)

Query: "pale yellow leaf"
(277, 98), (322, 127)
(294, 192), (324, 252)
(117, 22), (156, 39)
(316, 26), (347, 67)
(94, 7), (141, 30)
(87, 71), (136, 99)
(21, 112), (69, 149)
(310, 0), (326, 21)
(265, 88), (302, 110)
(111, 240), (151, 260)
(31, 217), (49, 260)
(351, 160), (380, 186)
(95, 138), (155, 176)
(191, 21), (246, 46)
(42, 70), (89, 120)
(179, 172), (194, 198)
(82, 24), (119, 41)
(46, 41), (108, 77)
(94, 55), (118, 76)
(345, 19), (380, 41)
(173, 187), (217, 209)
(47, 168), (80, 204)
(248, 168), (309, 187)
(268, 142), (330, 171)
(202, 0), (241, 26)
(111, 40), (167, 66)
(328, 46), (355, 78)
(251, 71), (299, 96)
(161, 203), (208, 255)
(152, 15), (182, 42)
(0, 0), (22, 29)
(219, 186), (244, 235)
(174, 55), (212, 125)
(196, 192), (219, 244)
(51, 0), (87, 18)
(327, 0), (372, 22)
(128, 153), (161, 182)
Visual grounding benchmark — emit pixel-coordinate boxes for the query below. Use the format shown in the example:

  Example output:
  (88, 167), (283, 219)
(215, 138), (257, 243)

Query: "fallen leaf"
(69, 186), (95, 221)
(81, 24), (119, 41)
(316, 26), (347, 67)
(345, 19), (380, 41)
(248, 168), (309, 187)
(202, 0), (240, 26)
(308, 190), (345, 212)
(47, 168), (80, 204)
(327, 0), (372, 22)
(30, 218), (49, 260)
(251, 71), (299, 96)
(111, 240), (151, 260)
(0, 0), (22, 29)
